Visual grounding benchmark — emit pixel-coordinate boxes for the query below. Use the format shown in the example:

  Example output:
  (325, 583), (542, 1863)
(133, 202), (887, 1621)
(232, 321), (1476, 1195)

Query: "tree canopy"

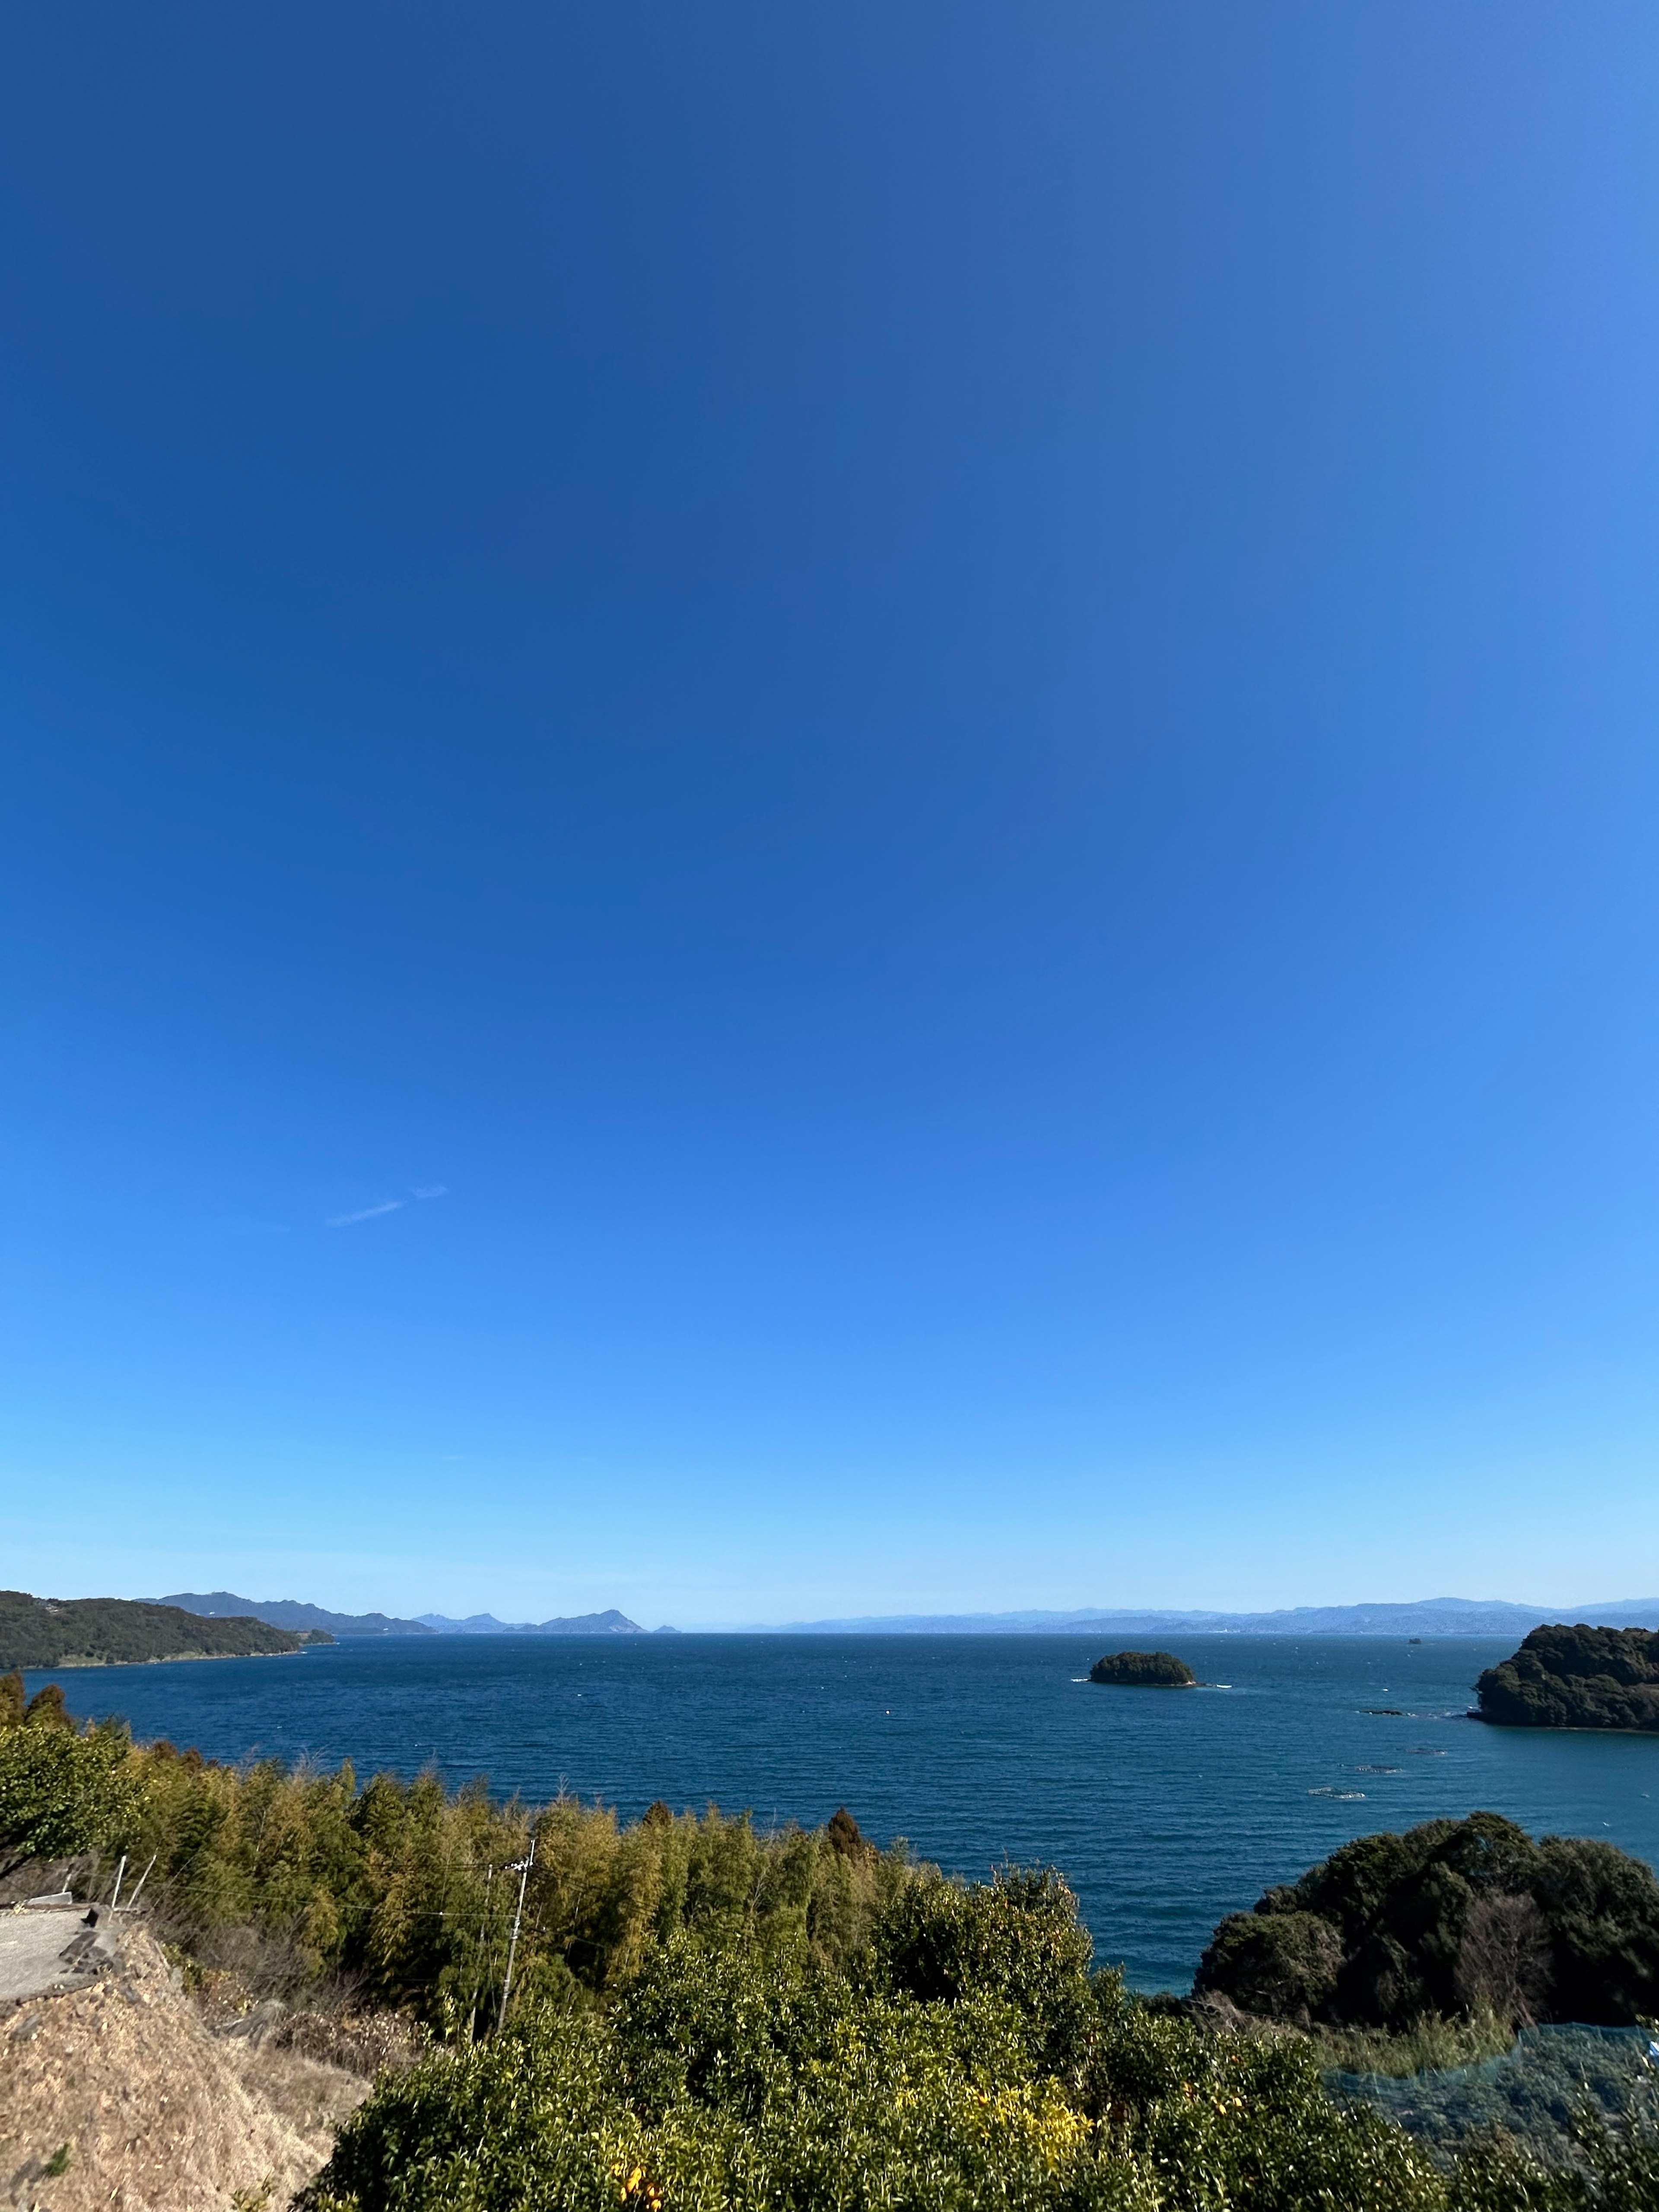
(1194, 1811), (1659, 2029)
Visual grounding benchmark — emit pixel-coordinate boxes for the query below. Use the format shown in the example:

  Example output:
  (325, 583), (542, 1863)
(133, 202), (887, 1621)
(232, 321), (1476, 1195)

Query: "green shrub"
(0, 1713), (140, 1871)
(300, 1930), (1464, 2212)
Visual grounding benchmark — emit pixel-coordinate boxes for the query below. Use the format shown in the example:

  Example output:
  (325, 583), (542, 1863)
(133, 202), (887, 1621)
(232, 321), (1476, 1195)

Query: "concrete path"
(0, 1905), (121, 2002)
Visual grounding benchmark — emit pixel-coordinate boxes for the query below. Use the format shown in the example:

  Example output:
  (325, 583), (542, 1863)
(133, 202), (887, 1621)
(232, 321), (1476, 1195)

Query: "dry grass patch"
(0, 1924), (367, 2212)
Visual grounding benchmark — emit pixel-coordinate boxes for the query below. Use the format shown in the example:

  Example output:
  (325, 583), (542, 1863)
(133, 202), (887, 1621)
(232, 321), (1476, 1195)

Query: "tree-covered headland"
(0, 1587), (324, 1670)
(4, 1681), (1659, 2211)
(1476, 1625), (1659, 1733)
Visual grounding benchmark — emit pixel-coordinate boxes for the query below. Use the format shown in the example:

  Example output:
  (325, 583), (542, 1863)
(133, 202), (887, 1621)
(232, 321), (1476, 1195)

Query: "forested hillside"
(0, 1589), (315, 1670)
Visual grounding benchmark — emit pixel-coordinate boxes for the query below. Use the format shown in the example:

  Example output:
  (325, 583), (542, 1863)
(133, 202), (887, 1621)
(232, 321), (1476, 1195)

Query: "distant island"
(415, 1608), (647, 1636)
(0, 1589), (324, 1671)
(772, 1595), (1659, 1636)
(1088, 1649), (1196, 1686)
(1475, 1623), (1659, 1732)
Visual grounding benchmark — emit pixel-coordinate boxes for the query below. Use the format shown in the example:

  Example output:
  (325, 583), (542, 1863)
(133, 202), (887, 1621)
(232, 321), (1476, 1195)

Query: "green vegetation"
(1313, 2006), (1520, 2079)
(5, 1703), (1658, 2209)
(1195, 1812), (1659, 2030)
(0, 1588), (322, 1671)
(0, 1676), (143, 1872)
(1088, 1651), (1196, 1687)
(0, 1696), (907, 2009)
(1477, 1626), (1659, 1734)
(302, 1928), (1466, 2212)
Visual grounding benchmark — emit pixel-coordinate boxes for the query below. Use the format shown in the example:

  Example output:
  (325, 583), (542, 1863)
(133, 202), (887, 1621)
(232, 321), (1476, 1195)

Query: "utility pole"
(498, 1836), (536, 2031)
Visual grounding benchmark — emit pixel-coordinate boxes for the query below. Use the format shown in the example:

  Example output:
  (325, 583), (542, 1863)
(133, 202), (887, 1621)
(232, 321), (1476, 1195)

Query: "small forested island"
(1475, 1622), (1659, 1732)
(0, 1588), (327, 1671)
(1088, 1648), (1196, 1686)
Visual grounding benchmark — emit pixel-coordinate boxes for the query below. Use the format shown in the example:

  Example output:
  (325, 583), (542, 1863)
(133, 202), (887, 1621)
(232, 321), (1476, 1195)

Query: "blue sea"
(31, 1634), (1659, 1993)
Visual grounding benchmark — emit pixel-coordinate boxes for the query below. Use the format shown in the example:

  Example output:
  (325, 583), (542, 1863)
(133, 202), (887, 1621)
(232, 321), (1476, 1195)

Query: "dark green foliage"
(0, 1670), (23, 1726)
(1531, 1837), (1659, 2023)
(1196, 1814), (1659, 2029)
(1477, 1627), (1659, 1733)
(1195, 1909), (1344, 2022)
(1089, 1651), (1197, 1687)
(827, 1804), (874, 1859)
(25, 1681), (71, 1728)
(0, 1587), (311, 1669)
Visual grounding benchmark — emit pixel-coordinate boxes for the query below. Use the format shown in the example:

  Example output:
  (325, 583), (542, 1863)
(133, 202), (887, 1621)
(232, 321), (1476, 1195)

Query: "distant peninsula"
(1476, 1623), (1659, 1732)
(1088, 1649), (1196, 1686)
(159, 1593), (652, 1637)
(162, 1591), (435, 1638)
(0, 1590), (323, 1672)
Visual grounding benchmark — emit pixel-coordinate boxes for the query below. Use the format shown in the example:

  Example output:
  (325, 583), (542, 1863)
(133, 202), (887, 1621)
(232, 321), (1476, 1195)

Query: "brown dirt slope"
(1, 1923), (365, 2212)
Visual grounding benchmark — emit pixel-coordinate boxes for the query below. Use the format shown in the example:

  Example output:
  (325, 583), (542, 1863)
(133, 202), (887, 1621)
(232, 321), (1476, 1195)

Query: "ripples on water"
(32, 1634), (1659, 1991)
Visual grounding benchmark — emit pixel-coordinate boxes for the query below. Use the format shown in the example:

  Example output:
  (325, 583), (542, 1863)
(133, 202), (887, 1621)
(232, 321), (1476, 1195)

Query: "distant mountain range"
(159, 1595), (658, 1637)
(415, 1609), (649, 1635)
(162, 1592), (435, 1638)
(768, 1598), (1659, 1637)
(151, 1592), (1659, 1643)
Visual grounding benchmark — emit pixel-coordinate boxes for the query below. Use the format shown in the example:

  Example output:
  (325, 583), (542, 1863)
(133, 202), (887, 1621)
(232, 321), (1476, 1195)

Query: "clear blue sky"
(3, 3), (1656, 1626)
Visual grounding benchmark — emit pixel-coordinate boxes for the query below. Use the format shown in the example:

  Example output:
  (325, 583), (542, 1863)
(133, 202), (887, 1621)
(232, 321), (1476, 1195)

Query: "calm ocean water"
(31, 1634), (1659, 1992)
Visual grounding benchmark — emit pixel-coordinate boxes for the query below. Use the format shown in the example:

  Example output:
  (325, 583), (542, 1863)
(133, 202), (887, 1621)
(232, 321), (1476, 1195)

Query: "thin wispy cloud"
(323, 1184), (448, 1228)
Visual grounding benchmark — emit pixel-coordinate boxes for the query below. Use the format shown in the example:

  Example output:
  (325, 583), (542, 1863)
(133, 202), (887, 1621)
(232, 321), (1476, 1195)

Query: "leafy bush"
(1194, 1908), (1345, 2023)
(0, 1710), (140, 1872)
(301, 1929), (1465, 2212)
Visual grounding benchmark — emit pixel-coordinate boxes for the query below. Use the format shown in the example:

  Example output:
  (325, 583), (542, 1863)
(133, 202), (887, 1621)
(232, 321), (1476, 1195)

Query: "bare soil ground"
(1, 1923), (371, 2212)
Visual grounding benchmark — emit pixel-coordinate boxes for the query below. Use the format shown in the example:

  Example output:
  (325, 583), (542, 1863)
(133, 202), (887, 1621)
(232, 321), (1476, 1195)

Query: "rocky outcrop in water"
(1475, 1624), (1659, 1732)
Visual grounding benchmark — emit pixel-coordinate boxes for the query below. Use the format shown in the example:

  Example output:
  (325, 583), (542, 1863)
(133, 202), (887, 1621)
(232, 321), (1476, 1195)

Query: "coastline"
(1468, 1710), (1659, 1738)
(17, 1646), (317, 1671)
